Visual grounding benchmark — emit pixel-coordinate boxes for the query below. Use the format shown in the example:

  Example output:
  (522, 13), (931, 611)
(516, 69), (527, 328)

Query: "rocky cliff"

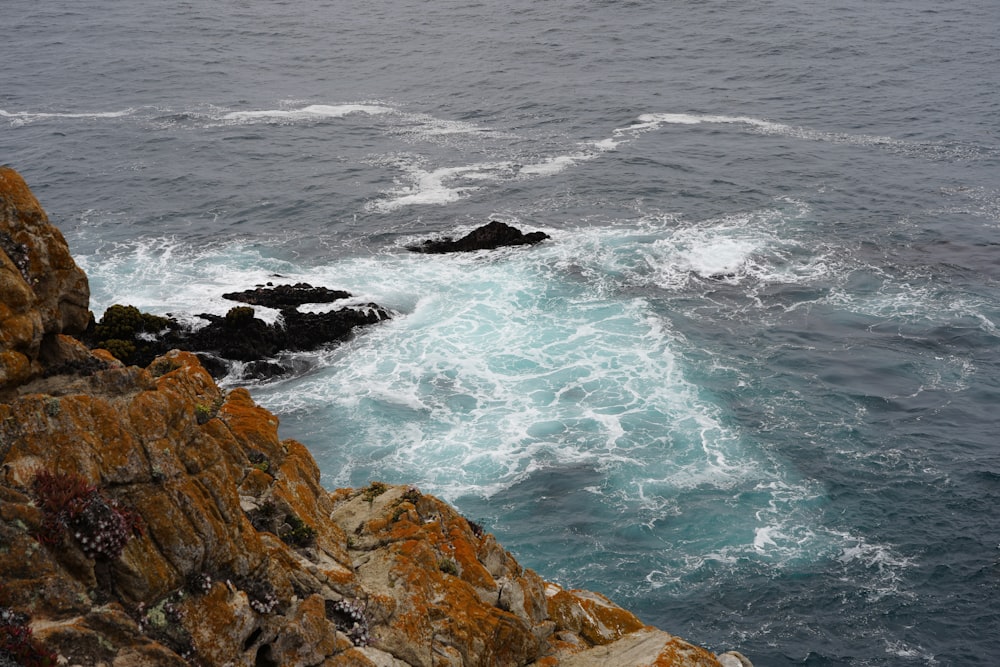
(0, 166), (751, 667)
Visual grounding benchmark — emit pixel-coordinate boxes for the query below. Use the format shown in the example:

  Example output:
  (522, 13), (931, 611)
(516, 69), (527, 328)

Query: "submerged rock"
(406, 220), (550, 253)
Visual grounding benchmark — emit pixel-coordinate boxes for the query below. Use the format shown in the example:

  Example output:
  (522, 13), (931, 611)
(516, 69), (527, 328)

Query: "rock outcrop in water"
(406, 220), (550, 254)
(81, 284), (392, 381)
(0, 168), (751, 666)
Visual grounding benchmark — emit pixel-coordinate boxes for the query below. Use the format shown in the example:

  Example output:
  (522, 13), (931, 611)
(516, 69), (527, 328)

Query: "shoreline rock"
(406, 220), (550, 254)
(1, 167), (751, 665)
(80, 284), (392, 381)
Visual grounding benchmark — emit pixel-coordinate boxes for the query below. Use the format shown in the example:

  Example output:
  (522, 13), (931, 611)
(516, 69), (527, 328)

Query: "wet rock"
(406, 220), (550, 254)
(223, 282), (352, 309)
(82, 301), (391, 378)
(184, 304), (391, 371)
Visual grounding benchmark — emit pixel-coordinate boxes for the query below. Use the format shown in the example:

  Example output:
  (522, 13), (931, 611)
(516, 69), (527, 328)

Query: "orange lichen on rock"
(650, 636), (730, 667)
(0, 167), (90, 398)
(545, 585), (649, 646)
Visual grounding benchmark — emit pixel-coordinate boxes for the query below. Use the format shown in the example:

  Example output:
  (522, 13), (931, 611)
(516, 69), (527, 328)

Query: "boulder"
(406, 220), (550, 254)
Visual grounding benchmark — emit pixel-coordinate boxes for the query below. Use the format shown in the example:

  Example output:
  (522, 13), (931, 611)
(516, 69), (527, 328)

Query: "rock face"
(0, 168), (751, 666)
(0, 167), (90, 396)
(406, 221), (550, 254)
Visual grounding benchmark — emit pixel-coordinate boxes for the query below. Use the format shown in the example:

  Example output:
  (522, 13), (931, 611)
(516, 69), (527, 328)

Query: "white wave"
(563, 201), (830, 297)
(628, 112), (888, 147)
(367, 137), (619, 211)
(884, 640), (939, 665)
(366, 159), (515, 212)
(76, 236), (300, 325)
(753, 525), (779, 552)
(1, 107), (136, 126)
(220, 103), (393, 123)
(513, 126), (640, 178)
(518, 152), (591, 177)
(620, 112), (990, 161)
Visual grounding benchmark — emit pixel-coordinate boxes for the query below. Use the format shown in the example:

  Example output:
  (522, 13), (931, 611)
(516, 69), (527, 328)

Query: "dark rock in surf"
(278, 304), (391, 352)
(83, 293), (391, 378)
(222, 282), (352, 309)
(240, 359), (289, 381)
(183, 303), (391, 372)
(406, 220), (549, 254)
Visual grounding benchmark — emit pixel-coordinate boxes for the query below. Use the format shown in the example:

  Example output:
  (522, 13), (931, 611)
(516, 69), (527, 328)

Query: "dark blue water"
(4, 1), (1000, 664)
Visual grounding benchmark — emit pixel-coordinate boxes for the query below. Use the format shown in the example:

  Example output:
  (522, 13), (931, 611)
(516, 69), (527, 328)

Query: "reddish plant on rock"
(0, 606), (58, 667)
(30, 470), (144, 560)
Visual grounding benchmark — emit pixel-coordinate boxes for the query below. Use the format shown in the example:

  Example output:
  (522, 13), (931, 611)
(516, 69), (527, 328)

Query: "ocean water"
(3, 0), (1000, 664)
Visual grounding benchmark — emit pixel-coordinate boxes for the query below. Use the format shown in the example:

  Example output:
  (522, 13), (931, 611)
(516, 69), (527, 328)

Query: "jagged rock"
(82, 301), (392, 377)
(406, 220), (550, 254)
(184, 303), (391, 369)
(0, 167), (90, 395)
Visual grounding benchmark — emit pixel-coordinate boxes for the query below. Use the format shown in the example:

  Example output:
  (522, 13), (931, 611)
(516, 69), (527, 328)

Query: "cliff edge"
(0, 166), (751, 667)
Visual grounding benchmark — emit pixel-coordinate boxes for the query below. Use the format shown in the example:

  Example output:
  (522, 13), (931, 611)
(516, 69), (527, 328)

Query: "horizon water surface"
(3, 1), (1000, 664)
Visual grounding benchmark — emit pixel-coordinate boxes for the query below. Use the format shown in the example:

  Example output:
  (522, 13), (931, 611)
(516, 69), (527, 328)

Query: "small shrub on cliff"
(247, 450), (271, 473)
(92, 304), (173, 342)
(325, 598), (371, 647)
(185, 572), (213, 596)
(0, 606), (58, 667)
(86, 304), (176, 366)
(194, 396), (224, 425)
(31, 470), (144, 561)
(149, 357), (181, 377)
(279, 514), (317, 548)
(247, 499), (281, 533)
(102, 338), (137, 364)
(224, 306), (256, 327)
(41, 355), (111, 379)
(194, 403), (212, 424)
(361, 481), (388, 505)
(438, 558), (459, 576)
(466, 518), (485, 538)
